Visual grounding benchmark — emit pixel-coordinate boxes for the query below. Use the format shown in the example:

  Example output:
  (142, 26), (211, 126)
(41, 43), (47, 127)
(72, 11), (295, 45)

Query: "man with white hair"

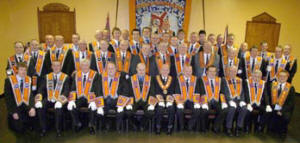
(89, 30), (103, 52)
(68, 59), (101, 135)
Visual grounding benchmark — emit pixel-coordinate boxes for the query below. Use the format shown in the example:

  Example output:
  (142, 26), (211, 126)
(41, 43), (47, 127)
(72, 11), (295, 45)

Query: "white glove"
(177, 104), (184, 109)
(147, 105), (155, 111)
(117, 107), (124, 113)
(67, 101), (76, 111)
(88, 102), (97, 111)
(54, 101), (62, 109)
(126, 105), (133, 110)
(247, 104), (253, 112)
(158, 102), (165, 107)
(267, 66), (272, 72)
(97, 107), (104, 115)
(32, 86), (37, 91)
(194, 103), (201, 109)
(274, 104), (282, 111)
(266, 105), (272, 112)
(221, 103), (228, 109)
(166, 102), (173, 107)
(239, 101), (246, 107)
(35, 101), (43, 109)
(202, 104), (209, 110)
(229, 101), (237, 108)
(237, 69), (242, 74)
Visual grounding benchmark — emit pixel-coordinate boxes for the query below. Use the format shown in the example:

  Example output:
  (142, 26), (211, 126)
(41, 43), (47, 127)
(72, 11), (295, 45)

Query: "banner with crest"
(129, 0), (191, 35)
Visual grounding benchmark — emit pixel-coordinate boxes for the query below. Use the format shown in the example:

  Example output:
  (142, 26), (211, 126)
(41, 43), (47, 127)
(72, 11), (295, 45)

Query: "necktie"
(83, 75), (87, 87)
(206, 54), (209, 65)
(232, 79), (236, 90)
(254, 83), (258, 95)
(117, 41), (120, 47)
(229, 60), (232, 66)
(285, 56), (288, 60)
(109, 78), (113, 88)
(163, 55), (166, 64)
(163, 77), (167, 83)
(210, 80), (215, 93)
(56, 50), (60, 59)
(181, 56), (185, 67)
(102, 55), (106, 67)
(251, 58), (255, 72)
(139, 76), (144, 90)
(262, 53), (265, 58)
(82, 52), (85, 59)
(278, 84), (282, 97)
(275, 60), (279, 74)
(186, 79), (189, 88)
(136, 43), (139, 49)
(20, 79), (24, 93)
(34, 52), (37, 60)
(174, 48), (177, 54)
(54, 75), (57, 88)
(18, 57), (22, 62)
(189, 45), (194, 53)
(122, 53), (125, 64)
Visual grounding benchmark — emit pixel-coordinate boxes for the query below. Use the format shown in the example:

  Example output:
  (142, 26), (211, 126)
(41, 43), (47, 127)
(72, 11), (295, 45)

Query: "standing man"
(172, 43), (192, 77)
(69, 34), (80, 52)
(129, 29), (142, 55)
(42, 35), (55, 52)
(71, 40), (93, 71)
(266, 46), (289, 82)
(89, 30), (103, 52)
(283, 44), (297, 83)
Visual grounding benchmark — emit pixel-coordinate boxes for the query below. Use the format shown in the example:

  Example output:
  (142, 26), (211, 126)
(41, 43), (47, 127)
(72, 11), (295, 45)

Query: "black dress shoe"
(40, 130), (46, 137)
(56, 131), (62, 137)
(226, 129), (233, 137)
(156, 128), (161, 135)
(75, 123), (82, 132)
(167, 128), (172, 135)
(89, 127), (95, 135)
(213, 128), (220, 134)
(235, 128), (241, 137)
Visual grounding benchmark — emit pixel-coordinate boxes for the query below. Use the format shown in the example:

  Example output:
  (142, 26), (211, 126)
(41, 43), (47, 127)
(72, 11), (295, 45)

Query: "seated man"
(199, 65), (228, 133)
(223, 66), (247, 136)
(99, 62), (128, 132)
(4, 62), (36, 133)
(244, 70), (272, 133)
(127, 63), (155, 132)
(174, 65), (201, 132)
(268, 70), (295, 137)
(153, 64), (176, 135)
(67, 59), (101, 135)
(35, 60), (70, 137)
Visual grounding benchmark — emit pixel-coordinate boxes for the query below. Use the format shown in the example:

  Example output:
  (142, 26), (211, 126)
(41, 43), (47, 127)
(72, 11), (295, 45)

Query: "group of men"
(3, 27), (297, 138)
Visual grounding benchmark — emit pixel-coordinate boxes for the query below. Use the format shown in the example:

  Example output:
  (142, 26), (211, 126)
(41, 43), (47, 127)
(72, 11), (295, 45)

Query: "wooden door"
(245, 12), (281, 52)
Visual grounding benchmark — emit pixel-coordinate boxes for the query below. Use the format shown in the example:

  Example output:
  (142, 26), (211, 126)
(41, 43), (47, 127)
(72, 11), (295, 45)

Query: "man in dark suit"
(70, 40), (93, 72)
(114, 40), (139, 78)
(199, 65), (229, 133)
(172, 43), (192, 78)
(136, 43), (154, 76)
(4, 62), (36, 133)
(240, 46), (267, 79)
(283, 45), (297, 83)
(244, 70), (272, 133)
(266, 46), (290, 82)
(44, 35), (74, 76)
(223, 66), (247, 136)
(108, 27), (122, 52)
(35, 60), (70, 137)
(90, 40), (115, 74)
(67, 59), (101, 135)
(126, 63), (155, 132)
(152, 64), (176, 135)
(88, 30), (103, 52)
(99, 62), (129, 132)
(192, 41), (219, 77)
(219, 47), (242, 77)
(150, 42), (175, 76)
(174, 65), (201, 132)
(6, 41), (35, 77)
(267, 70), (295, 137)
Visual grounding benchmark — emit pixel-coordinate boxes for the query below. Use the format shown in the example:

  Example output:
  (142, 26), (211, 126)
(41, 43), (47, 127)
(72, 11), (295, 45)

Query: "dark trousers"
(202, 100), (228, 131)
(70, 98), (96, 128)
(102, 97), (124, 131)
(245, 105), (270, 132)
(36, 100), (66, 132)
(268, 111), (289, 135)
(8, 104), (36, 133)
(126, 101), (154, 129)
(155, 104), (175, 129)
(176, 100), (201, 131)
(225, 106), (248, 129)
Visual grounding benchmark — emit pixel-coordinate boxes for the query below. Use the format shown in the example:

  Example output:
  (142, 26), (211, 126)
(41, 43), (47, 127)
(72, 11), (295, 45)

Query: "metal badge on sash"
(148, 96), (158, 106)
(163, 90), (168, 94)
(95, 96), (104, 108)
(156, 94), (164, 102)
(117, 95), (130, 107)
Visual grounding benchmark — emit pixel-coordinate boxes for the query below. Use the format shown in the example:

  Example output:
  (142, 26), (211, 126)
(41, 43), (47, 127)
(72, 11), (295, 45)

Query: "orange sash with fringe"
(75, 70), (96, 99)
(46, 73), (67, 101)
(131, 74), (151, 102)
(178, 75), (196, 101)
(174, 54), (192, 74)
(9, 75), (31, 106)
(202, 76), (222, 102)
(247, 79), (265, 105)
(102, 72), (120, 98)
(271, 82), (291, 107)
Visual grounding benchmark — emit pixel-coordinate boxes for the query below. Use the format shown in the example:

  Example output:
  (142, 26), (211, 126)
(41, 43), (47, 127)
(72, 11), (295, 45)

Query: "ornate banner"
(129, 0), (191, 35)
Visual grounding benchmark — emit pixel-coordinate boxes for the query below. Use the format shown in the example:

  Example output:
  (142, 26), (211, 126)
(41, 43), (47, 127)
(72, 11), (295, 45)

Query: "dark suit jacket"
(243, 80), (269, 110)
(44, 49), (74, 76)
(152, 75), (176, 100)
